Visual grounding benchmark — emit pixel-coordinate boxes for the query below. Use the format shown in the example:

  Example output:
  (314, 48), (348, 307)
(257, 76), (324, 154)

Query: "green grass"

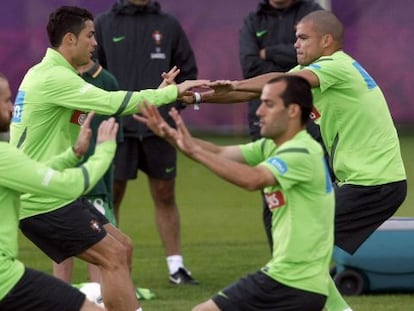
(19, 134), (414, 310)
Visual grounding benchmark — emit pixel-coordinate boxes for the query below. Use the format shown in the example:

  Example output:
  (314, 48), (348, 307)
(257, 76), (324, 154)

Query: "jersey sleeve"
(42, 147), (80, 170)
(0, 141), (115, 199)
(302, 57), (347, 93)
(45, 67), (178, 115)
(260, 147), (313, 190)
(239, 138), (269, 166)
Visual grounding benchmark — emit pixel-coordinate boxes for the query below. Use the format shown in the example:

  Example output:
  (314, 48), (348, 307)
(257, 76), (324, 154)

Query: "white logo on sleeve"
(79, 84), (94, 94)
(42, 169), (55, 186)
(267, 157), (288, 175)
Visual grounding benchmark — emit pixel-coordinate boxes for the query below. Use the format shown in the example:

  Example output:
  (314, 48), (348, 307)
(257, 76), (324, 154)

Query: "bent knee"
(96, 237), (130, 270)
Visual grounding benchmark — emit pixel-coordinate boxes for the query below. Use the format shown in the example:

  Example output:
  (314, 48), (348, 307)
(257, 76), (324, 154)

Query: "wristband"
(193, 92), (202, 110)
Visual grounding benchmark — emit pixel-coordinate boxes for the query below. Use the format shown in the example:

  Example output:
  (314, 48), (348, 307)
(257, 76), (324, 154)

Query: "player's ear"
(63, 32), (76, 46)
(322, 34), (333, 48)
(288, 103), (301, 119)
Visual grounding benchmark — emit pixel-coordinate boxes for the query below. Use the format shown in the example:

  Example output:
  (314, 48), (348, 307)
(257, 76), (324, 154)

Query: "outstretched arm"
(231, 72), (283, 92)
(134, 103), (244, 162)
(181, 69), (319, 105)
(0, 114), (118, 199)
(180, 72), (283, 105)
(167, 108), (276, 191)
(134, 104), (275, 191)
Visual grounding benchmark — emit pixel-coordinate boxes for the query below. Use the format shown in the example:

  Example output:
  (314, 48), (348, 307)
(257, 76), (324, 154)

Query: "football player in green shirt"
(0, 72), (116, 310)
(135, 75), (335, 311)
(10, 5), (206, 311)
(188, 10), (406, 311)
(53, 58), (121, 286)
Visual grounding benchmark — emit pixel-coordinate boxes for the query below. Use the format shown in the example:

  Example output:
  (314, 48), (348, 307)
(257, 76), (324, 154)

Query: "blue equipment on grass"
(331, 217), (414, 295)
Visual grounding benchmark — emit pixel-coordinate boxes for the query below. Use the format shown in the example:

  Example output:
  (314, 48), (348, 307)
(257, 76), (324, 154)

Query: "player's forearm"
(234, 72), (283, 92)
(188, 148), (262, 191)
(191, 137), (222, 154)
(200, 90), (259, 104)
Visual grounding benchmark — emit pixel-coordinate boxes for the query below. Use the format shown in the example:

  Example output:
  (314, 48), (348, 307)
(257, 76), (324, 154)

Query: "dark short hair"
(47, 6), (94, 48)
(266, 75), (313, 125)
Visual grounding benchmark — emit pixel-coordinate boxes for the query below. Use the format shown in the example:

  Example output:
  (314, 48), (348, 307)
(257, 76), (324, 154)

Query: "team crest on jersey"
(152, 30), (163, 45)
(90, 220), (102, 233)
(264, 190), (286, 211)
(70, 110), (87, 125)
(151, 30), (166, 59)
(310, 106), (321, 120)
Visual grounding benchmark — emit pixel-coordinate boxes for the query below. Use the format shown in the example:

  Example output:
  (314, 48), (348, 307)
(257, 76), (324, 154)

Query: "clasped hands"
(159, 66), (236, 105)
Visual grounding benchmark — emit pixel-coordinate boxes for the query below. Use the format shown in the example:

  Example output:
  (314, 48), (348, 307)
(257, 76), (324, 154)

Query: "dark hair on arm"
(47, 6), (94, 48)
(266, 75), (313, 125)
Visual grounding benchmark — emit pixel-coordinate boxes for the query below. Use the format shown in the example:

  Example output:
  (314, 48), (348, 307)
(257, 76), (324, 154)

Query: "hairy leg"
(53, 258), (74, 283)
(77, 225), (138, 311)
(113, 179), (128, 224)
(148, 177), (181, 256)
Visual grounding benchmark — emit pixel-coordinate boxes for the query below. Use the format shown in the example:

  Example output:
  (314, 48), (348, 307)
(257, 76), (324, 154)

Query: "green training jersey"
(0, 140), (115, 300)
(240, 130), (334, 296)
(290, 51), (406, 186)
(10, 48), (176, 218)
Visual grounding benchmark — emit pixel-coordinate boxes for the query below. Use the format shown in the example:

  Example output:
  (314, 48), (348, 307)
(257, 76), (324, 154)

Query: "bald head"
(300, 10), (344, 47)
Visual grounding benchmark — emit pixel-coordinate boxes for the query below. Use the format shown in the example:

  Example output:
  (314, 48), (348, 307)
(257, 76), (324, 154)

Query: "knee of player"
(100, 238), (130, 270)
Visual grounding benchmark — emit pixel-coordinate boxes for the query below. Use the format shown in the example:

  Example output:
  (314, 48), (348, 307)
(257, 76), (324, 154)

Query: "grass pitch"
(19, 134), (414, 310)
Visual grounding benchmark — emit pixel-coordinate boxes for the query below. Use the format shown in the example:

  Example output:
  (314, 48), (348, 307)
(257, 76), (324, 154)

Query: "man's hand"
(133, 101), (176, 140)
(167, 107), (200, 157)
(179, 89), (215, 106)
(207, 80), (236, 95)
(176, 79), (210, 98)
(134, 103), (200, 158)
(72, 111), (94, 158)
(158, 66), (180, 89)
(97, 117), (119, 144)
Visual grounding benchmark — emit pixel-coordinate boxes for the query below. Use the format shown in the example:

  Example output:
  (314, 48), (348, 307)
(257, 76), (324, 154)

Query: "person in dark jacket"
(94, 0), (199, 285)
(239, 0), (325, 249)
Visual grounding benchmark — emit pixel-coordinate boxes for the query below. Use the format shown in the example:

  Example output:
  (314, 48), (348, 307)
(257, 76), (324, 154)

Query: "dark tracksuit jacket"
(95, 0), (198, 138)
(239, 0), (322, 140)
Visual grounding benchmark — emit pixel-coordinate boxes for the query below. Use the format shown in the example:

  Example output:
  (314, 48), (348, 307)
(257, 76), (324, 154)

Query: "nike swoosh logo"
(112, 36), (125, 43)
(256, 30), (268, 38)
(165, 167), (175, 173)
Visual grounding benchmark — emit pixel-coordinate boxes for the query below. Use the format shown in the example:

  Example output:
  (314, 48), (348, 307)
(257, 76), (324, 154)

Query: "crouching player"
(135, 75), (335, 311)
(0, 72), (117, 311)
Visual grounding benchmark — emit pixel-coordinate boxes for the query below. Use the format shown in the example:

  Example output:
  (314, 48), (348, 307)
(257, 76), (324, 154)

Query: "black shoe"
(169, 267), (199, 285)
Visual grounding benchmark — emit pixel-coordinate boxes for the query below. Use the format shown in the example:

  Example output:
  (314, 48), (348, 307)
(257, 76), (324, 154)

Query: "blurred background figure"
(94, 0), (199, 284)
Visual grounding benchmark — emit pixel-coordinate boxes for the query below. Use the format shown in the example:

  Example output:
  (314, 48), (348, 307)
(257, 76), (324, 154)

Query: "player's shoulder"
(276, 131), (319, 157)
